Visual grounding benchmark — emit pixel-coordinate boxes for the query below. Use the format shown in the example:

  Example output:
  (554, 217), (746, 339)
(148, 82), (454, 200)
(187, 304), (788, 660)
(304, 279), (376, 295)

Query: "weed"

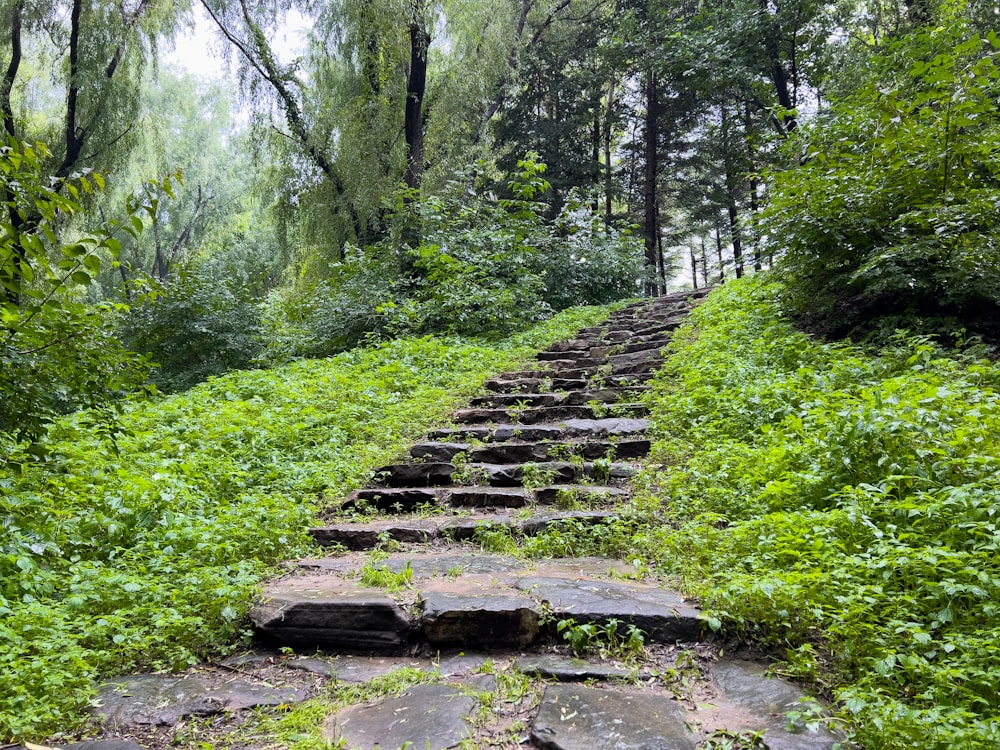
(359, 557), (413, 591)
(700, 729), (768, 749)
(556, 617), (646, 662)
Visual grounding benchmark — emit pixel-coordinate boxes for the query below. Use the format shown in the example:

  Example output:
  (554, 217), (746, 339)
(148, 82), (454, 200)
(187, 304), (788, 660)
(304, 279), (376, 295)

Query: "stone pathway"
(58, 291), (844, 750)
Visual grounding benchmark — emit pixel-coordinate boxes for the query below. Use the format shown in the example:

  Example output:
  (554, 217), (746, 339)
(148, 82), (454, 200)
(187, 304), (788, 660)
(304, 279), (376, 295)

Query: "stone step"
(470, 387), (646, 409)
(458, 460), (636, 487)
(534, 484), (629, 505)
(371, 462), (456, 487)
(451, 403), (648, 425)
(483, 376), (588, 393)
(344, 487), (441, 512)
(252, 554), (702, 651)
(464, 437), (650, 464)
(445, 486), (531, 507)
(536, 349), (593, 361)
(429, 418), (650, 443)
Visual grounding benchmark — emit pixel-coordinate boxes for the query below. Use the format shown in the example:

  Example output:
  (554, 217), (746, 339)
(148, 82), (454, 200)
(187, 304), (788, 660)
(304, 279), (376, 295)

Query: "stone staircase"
(74, 291), (842, 750)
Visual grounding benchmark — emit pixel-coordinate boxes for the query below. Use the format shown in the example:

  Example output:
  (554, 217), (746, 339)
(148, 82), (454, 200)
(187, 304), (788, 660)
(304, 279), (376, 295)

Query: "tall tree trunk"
(690, 246), (698, 289)
(604, 79), (615, 223)
(2, 1), (25, 306)
(642, 70), (659, 296)
(758, 0), (796, 135)
(701, 235), (710, 287)
(744, 103), (762, 272)
(404, 0), (429, 193)
(721, 105), (744, 279)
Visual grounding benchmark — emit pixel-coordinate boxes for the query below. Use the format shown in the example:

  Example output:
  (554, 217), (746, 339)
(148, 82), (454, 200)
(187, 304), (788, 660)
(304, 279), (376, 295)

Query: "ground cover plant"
(638, 276), (1000, 748)
(0, 303), (613, 742)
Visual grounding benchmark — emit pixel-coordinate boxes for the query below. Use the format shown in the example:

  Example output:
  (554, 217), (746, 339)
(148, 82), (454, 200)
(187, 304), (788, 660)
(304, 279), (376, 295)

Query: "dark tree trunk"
(404, 0), (429, 193)
(721, 105), (744, 279)
(642, 70), (659, 296)
(744, 103), (762, 272)
(758, 0), (796, 135)
(2, 1), (25, 306)
(604, 79), (615, 223)
(690, 246), (698, 290)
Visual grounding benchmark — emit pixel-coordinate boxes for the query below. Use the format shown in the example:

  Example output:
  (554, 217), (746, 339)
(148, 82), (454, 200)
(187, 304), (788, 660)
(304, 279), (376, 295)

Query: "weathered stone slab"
(563, 387), (649, 405)
(444, 486), (530, 508)
(519, 510), (619, 535)
(535, 484), (628, 505)
(471, 392), (566, 407)
(328, 655), (434, 682)
(17, 742), (147, 750)
(517, 577), (702, 643)
(409, 441), (469, 461)
(93, 674), (305, 726)
(537, 349), (592, 360)
(309, 517), (444, 550)
(561, 418), (649, 437)
(467, 461), (579, 487)
(531, 685), (695, 750)
(345, 487), (441, 512)
(440, 513), (519, 540)
(429, 425), (491, 441)
(490, 424), (565, 441)
(251, 577), (410, 650)
(372, 462), (456, 487)
(705, 661), (842, 749)
(420, 580), (541, 648)
(468, 442), (552, 463)
(575, 438), (650, 460)
(325, 684), (475, 750)
(516, 654), (634, 680)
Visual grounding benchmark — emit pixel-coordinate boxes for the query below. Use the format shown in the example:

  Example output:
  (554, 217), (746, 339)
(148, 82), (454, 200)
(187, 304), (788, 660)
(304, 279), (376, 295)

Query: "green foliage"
(0, 303), (611, 741)
(121, 262), (265, 392)
(0, 140), (159, 446)
(556, 616), (646, 662)
(264, 156), (643, 358)
(763, 18), (1000, 335)
(641, 276), (1000, 747)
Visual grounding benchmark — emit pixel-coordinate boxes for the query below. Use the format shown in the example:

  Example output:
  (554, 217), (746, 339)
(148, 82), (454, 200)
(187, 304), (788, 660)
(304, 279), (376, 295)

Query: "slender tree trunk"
(758, 0), (796, 135)
(642, 70), (659, 296)
(404, 0), (429, 193)
(604, 79), (615, 223)
(721, 105), (744, 279)
(713, 214), (725, 283)
(2, 1), (25, 306)
(744, 103), (762, 272)
(690, 246), (698, 289)
(701, 235), (710, 288)
(657, 229), (667, 294)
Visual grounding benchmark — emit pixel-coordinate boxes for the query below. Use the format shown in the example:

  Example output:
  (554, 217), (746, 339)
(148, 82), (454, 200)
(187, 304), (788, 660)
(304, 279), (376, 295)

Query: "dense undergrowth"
(638, 277), (1000, 748)
(0, 304), (614, 741)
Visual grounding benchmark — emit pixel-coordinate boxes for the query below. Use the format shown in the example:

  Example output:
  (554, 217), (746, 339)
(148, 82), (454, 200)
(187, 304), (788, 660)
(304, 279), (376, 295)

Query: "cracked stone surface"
(324, 684), (476, 750)
(530, 684), (696, 750)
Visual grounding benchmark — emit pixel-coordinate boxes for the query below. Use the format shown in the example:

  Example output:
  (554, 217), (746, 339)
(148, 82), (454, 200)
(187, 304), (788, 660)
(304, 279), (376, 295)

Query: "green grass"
(0, 304), (615, 742)
(638, 276), (1000, 748)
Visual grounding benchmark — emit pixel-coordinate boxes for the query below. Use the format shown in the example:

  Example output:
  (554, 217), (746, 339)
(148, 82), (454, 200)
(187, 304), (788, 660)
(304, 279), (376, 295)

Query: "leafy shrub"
(121, 262), (264, 391)
(641, 276), (1000, 747)
(261, 156), (644, 359)
(0, 140), (154, 446)
(762, 20), (1000, 339)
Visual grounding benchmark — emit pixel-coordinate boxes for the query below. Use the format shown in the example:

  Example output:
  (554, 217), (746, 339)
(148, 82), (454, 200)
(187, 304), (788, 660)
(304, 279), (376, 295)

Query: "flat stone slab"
(93, 674), (305, 726)
(310, 517), (445, 549)
(251, 577), (410, 650)
(520, 510), (620, 534)
(325, 684), (475, 750)
(703, 661), (842, 749)
(420, 579), (541, 648)
(13, 743), (147, 750)
(372, 462), (456, 487)
(516, 654), (635, 680)
(517, 576), (702, 643)
(444, 485), (530, 507)
(531, 684), (695, 750)
(535, 485), (628, 505)
(346, 487), (441, 512)
(561, 417), (649, 436)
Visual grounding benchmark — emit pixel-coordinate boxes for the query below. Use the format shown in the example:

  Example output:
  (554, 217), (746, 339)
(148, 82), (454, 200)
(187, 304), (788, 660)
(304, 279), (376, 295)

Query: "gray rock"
(707, 661), (842, 749)
(12, 743), (147, 750)
(519, 511), (619, 535)
(371, 462), (457, 487)
(93, 674), (305, 726)
(346, 487), (441, 512)
(325, 684), (476, 750)
(561, 418), (649, 437)
(251, 577), (410, 650)
(309, 517), (444, 550)
(410, 441), (469, 461)
(444, 486), (530, 508)
(328, 655), (435, 682)
(420, 586), (541, 648)
(516, 654), (635, 680)
(534, 485), (627, 506)
(531, 684), (695, 750)
(517, 576), (702, 643)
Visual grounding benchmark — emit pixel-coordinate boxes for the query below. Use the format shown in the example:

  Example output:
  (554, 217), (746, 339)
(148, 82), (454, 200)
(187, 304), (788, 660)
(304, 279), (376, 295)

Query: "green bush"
(121, 263), (264, 391)
(762, 19), (1000, 338)
(641, 276), (1000, 747)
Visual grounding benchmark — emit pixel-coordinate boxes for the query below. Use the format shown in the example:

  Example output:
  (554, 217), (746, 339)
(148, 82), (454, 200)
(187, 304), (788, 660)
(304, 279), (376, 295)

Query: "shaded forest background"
(2, 0), (999, 437)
